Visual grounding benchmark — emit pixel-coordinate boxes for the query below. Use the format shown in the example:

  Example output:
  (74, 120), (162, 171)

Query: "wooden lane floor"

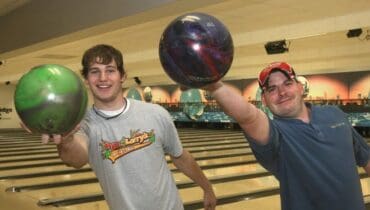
(0, 128), (264, 208)
(214, 174), (370, 210)
(0, 146), (250, 170)
(0, 142), (253, 178)
(0, 162), (268, 210)
(0, 130), (247, 195)
(0, 150), (260, 190)
(0, 142), (252, 172)
(0, 152), (259, 185)
(23, 164), (268, 210)
(1, 163), (270, 210)
(24, 167), (370, 210)
(0, 130), (368, 208)
(0, 152), (260, 185)
(2, 168), (369, 210)
(216, 194), (281, 210)
(1, 163), (268, 206)
(1, 162), (266, 209)
(0, 153), (59, 163)
(0, 133), (252, 170)
(177, 128), (244, 136)
(1, 129), (369, 210)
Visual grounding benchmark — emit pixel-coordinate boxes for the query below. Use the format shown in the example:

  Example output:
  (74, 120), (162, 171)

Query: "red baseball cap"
(258, 61), (296, 87)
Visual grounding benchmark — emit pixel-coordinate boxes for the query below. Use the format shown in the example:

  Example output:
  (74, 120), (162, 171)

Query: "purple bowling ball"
(159, 12), (234, 88)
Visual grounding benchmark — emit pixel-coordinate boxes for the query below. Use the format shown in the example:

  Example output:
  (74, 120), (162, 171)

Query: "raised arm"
(21, 120), (89, 169)
(207, 81), (270, 145)
(38, 125), (89, 169)
(54, 134), (89, 169)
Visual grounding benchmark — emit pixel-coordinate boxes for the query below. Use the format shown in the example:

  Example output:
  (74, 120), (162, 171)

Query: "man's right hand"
(20, 121), (79, 145)
(202, 81), (223, 92)
(41, 124), (80, 145)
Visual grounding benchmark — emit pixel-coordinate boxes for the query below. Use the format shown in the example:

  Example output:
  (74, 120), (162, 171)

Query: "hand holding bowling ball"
(159, 12), (234, 88)
(14, 64), (88, 135)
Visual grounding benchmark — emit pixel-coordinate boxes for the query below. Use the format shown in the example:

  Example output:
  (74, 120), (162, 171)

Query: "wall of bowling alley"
(0, 70), (369, 129)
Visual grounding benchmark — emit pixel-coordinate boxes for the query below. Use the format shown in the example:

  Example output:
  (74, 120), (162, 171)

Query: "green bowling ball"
(14, 64), (88, 134)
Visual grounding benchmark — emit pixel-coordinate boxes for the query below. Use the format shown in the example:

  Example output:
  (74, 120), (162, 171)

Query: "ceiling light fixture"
(346, 28), (362, 38)
(264, 40), (289, 54)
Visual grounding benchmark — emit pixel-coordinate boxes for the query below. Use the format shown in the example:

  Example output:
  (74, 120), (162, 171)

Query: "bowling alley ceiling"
(1, 0), (370, 88)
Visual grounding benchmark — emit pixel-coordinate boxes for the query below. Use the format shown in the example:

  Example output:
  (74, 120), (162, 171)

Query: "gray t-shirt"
(79, 99), (184, 210)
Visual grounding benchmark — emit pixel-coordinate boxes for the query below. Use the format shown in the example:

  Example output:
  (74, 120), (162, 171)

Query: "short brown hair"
(80, 44), (125, 78)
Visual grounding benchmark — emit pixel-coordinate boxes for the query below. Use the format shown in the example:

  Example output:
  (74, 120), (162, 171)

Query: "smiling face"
(85, 58), (126, 109)
(262, 71), (305, 118)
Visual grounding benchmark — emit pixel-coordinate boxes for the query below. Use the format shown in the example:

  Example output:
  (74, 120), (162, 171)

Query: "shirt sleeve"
(245, 119), (281, 177)
(156, 105), (183, 157)
(351, 126), (370, 167)
(74, 118), (90, 149)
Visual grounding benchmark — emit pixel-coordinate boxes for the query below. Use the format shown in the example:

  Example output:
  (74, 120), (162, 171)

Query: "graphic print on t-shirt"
(100, 129), (155, 163)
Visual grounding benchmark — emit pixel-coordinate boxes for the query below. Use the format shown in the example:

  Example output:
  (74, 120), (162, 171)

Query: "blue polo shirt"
(247, 104), (369, 210)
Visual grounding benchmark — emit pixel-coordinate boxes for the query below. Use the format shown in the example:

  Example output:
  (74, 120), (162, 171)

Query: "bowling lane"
(13, 165), (269, 210)
(215, 177), (370, 210)
(13, 182), (103, 200)
(1, 164), (267, 210)
(0, 144), (261, 206)
(3, 157), (264, 192)
(0, 143), (256, 184)
(0, 146), (55, 154)
(2, 149), (249, 172)
(4, 170), (369, 210)
(0, 141), (43, 147)
(2, 163), (266, 193)
(187, 144), (250, 153)
(0, 131), (257, 208)
(7, 166), (255, 193)
(0, 148), (57, 157)
(0, 153), (58, 162)
(0, 164), (90, 177)
(180, 175), (279, 203)
(361, 176), (370, 195)
(182, 138), (246, 147)
(180, 134), (244, 142)
(172, 163), (267, 183)
(167, 154), (256, 170)
(1, 145), (250, 177)
(0, 134), (39, 140)
(1, 144), (251, 182)
(0, 190), (57, 210)
(178, 128), (242, 135)
(216, 194), (280, 210)
(52, 200), (109, 210)
(0, 143), (54, 150)
(3, 172), (96, 188)
(0, 152), (254, 177)
(0, 158), (62, 168)
(0, 138), (40, 145)
(2, 129), (369, 210)
(1, 135), (368, 209)
(199, 163), (266, 178)
(181, 147), (250, 158)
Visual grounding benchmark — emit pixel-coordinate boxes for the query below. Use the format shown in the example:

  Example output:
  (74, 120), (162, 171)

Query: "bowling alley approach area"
(0, 127), (370, 210)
